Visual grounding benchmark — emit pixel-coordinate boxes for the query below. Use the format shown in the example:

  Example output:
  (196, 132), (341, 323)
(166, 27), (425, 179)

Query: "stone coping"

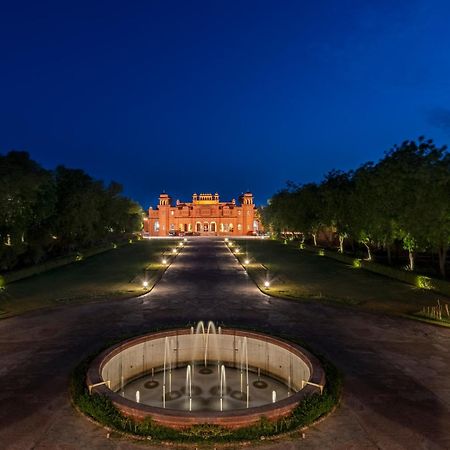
(86, 328), (325, 429)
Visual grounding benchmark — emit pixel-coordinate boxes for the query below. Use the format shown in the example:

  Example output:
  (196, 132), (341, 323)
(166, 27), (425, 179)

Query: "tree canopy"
(0, 151), (143, 271)
(262, 137), (450, 277)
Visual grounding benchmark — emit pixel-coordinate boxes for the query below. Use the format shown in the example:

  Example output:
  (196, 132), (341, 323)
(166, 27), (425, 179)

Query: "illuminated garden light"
(225, 238), (229, 242)
(162, 258), (167, 265)
(172, 248), (177, 254)
(244, 258), (250, 265)
(143, 280), (149, 289)
(184, 238), (188, 242)
(264, 280), (270, 288)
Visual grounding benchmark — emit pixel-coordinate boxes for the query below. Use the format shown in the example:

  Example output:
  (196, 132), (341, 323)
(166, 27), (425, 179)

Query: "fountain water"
(186, 364), (192, 411)
(204, 321), (218, 367)
(219, 364), (226, 411)
(240, 336), (250, 408)
(162, 336), (172, 408)
(89, 321), (325, 427)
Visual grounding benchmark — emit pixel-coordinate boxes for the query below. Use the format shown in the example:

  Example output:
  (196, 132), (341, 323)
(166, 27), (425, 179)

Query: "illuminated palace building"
(143, 192), (260, 236)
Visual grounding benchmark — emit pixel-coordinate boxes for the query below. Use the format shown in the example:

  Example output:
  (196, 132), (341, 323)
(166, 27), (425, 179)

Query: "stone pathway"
(0, 238), (449, 449)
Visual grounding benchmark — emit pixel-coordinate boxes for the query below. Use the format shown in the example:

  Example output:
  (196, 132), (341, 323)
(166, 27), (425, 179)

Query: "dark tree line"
(0, 151), (143, 271)
(262, 137), (450, 277)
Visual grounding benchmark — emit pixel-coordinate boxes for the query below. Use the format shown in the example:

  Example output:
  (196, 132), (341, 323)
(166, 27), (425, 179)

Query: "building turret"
(158, 193), (171, 235)
(241, 192), (255, 234)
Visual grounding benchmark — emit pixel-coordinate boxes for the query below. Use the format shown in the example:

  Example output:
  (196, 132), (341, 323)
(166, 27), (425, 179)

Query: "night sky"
(2, 1), (450, 208)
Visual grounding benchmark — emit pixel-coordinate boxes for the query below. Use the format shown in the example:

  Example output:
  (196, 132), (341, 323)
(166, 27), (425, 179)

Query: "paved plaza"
(0, 238), (449, 449)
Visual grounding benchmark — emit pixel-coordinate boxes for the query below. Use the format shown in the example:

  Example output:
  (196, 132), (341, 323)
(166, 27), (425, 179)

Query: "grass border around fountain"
(70, 327), (342, 444)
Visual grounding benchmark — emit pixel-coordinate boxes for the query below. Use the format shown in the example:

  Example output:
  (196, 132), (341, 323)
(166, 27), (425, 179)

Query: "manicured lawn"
(0, 239), (178, 318)
(233, 239), (449, 318)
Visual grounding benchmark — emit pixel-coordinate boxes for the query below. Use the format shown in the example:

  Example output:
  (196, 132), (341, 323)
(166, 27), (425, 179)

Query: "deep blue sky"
(2, 0), (450, 208)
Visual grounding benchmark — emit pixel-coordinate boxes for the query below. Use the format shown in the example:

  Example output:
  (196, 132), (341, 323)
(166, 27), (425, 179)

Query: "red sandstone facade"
(143, 192), (260, 236)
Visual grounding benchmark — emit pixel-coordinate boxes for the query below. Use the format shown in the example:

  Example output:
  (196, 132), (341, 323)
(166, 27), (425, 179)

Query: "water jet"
(87, 322), (325, 429)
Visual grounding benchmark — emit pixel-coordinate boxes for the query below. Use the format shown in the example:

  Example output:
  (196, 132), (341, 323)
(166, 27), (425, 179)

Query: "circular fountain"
(86, 322), (325, 429)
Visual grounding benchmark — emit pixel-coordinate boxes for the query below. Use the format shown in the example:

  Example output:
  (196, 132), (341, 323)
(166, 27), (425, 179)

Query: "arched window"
(229, 223), (234, 232)
(238, 224), (242, 231)
(154, 221), (160, 232)
(196, 222), (202, 232)
(203, 222), (209, 232)
(210, 222), (216, 232)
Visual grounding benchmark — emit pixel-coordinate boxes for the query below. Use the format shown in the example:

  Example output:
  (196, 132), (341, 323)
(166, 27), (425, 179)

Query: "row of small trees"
(262, 137), (450, 277)
(0, 151), (143, 271)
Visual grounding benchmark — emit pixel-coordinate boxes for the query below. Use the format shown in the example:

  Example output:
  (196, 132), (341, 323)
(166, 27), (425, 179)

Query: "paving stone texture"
(0, 238), (449, 449)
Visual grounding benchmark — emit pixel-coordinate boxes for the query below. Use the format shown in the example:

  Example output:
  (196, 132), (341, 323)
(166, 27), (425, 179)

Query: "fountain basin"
(86, 328), (325, 429)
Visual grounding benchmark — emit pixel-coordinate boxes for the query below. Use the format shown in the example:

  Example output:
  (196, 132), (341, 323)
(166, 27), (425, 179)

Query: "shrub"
(416, 275), (434, 290)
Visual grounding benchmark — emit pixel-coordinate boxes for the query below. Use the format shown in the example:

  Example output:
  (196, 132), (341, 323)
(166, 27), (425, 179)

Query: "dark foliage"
(263, 137), (450, 277)
(0, 151), (143, 271)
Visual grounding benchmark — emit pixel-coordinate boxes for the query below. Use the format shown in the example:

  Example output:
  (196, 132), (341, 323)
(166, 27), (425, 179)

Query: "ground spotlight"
(143, 280), (149, 289)
(264, 280), (270, 288)
(162, 258), (167, 265)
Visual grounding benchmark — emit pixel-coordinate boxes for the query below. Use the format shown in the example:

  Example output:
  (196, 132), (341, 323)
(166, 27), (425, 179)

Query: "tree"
(292, 183), (323, 245)
(377, 137), (450, 274)
(320, 170), (354, 253)
(0, 151), (55, 269)
(0, 151), (144, 271)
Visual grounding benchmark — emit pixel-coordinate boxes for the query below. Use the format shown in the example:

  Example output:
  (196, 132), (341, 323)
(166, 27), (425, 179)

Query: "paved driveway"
(0, 238), (449, 449)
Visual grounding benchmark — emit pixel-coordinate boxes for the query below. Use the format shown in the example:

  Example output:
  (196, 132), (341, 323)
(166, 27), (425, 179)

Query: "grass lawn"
(0, 239), (178, 318)
(233, 238), (450, 320)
